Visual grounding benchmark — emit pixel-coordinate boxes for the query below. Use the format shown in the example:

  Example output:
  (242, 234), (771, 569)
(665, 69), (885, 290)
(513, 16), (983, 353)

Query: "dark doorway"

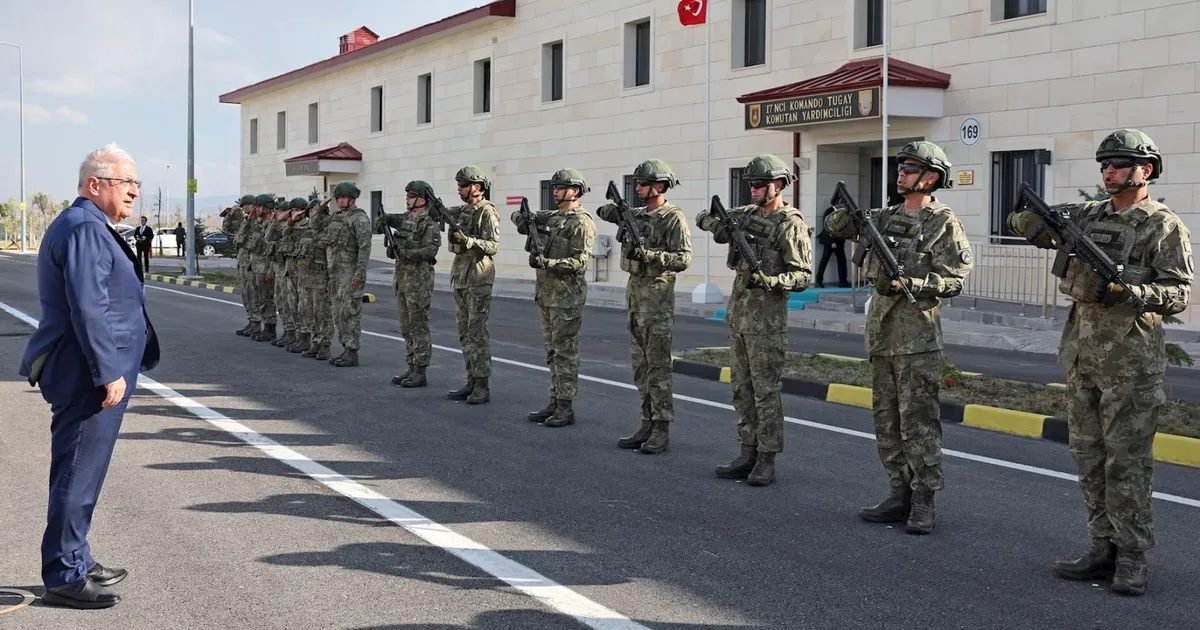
(869, 156), (902, 208)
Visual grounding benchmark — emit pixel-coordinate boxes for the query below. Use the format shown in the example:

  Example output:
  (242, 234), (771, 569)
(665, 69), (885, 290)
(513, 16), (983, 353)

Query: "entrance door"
(869, 156), (901, 208)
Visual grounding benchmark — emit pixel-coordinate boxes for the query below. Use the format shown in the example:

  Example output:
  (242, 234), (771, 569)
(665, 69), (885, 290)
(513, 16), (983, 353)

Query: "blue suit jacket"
(18, 198), (160, 405)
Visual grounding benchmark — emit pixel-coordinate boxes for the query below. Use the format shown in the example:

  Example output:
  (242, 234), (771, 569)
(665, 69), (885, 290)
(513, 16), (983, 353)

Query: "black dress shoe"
(41, 578), (121, 609)
(87, 563), (128, 588)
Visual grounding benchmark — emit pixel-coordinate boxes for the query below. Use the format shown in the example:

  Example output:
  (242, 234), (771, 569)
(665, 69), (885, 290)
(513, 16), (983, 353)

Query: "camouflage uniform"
(826, 141), (974, 534)
(381, 181), (443, 387)
(597, 159), (693, 454)
(1009, 129), (1193, 595)
(324, 182), (373, 366)
(698, 154), (812, 486)
(299, 201), (334, 360)
(265, 208), (291, 345)
(285, 202), (315, 353)
(247, 194), (277, 341)
(273, 199), (308, 348)
(228, 195), (254, 335)
(444, 166), (500, 404)
(512, 168), (597, 427)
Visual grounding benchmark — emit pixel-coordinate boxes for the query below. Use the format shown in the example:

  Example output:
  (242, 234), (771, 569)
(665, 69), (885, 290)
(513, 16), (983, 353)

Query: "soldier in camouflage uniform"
(826, 141), (974, 534)
(512, 168), (597, 428)
(248, 194), (277, 341)
(379, 181), (443, 388)
(227, 195), (255, 336)
(261, 199), (289, 343)
(285, 199), (315, 354)
(697, 154), (812, 486)
(272, 199), (307, 349)
(444, 166), (500, 404)
(323, 181), (373, 367)
(1008, 129), (1193, 595)
(597, 159), (692, 453)
(299, 199), (334, 360)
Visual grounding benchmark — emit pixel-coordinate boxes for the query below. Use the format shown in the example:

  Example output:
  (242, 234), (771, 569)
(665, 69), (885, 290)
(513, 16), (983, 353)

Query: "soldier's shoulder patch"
(585, 237), (594, 249)
(1187, 254), (1194, 275)
(432, 231), (442, 245)
(960, 249), (972, 265)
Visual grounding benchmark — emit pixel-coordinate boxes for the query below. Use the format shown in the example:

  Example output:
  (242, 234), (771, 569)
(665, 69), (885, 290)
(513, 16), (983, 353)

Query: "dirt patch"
(677, 348), (1200, 440)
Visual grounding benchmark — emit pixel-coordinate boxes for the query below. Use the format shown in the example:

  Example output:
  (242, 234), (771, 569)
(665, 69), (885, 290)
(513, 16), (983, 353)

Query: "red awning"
(737, 57), (951, 104)
(283, 142), (362, 163)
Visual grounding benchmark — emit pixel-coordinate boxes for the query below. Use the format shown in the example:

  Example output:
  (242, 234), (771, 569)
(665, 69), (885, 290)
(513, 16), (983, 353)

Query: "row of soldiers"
(226, 129), (1190, 597)
(219, 182), (372, 366)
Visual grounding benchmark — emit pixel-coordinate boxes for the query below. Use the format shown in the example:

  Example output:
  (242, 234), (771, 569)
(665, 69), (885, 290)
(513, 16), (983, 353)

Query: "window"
(866, 0), (883, 47)
(370, 190), (384, 234)
(732, 0), (767, 69)
(276, 111), (286, 150)
(1002, 0), (1046, 19)
(540, 180), (554, 210)
(370, 85), (383, 133)
(418, 73), (433, 124)
(624, 19), (652, 88)
(474, 59), (492, 114)
(623, 174), (636, 203)
(990, 150), (1049, 241)
(728, 168), (753, 206)
(542, 41), (564, 102)
(249, 118), (258, 155)
(307, 103), (319, 145)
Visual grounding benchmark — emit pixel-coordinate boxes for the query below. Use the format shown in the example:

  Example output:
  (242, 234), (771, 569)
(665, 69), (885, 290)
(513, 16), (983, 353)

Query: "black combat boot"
(543, 399), (575, 427)
(858, 487), (912, 523)
(1110, 550), (1148, 595)
(242, 322), (261, 339)
(1052, 539), (1117, 581)
(747, 452), (775, 486)
(301, 341), (320, 358)
(288, 333), (311, 354)
(401, 366), (427, 388)
(314, 344), (331, 361)
(392, 365), (414, 385)
(638, 421), (669, 454)
(527, 399), (555, 423)
(447, 378), (474, 401)
(467, 377), (490, 404)
(273, 330), (296, 348)
(617, 420), (653, 449)
(905, 490), (936, 535)
(328, 348), (345, 365)
(236, 320), (254, 336)
(253, 322), (276, 342)
(334, 349), (359, 367)
(715, 445), (757, 479)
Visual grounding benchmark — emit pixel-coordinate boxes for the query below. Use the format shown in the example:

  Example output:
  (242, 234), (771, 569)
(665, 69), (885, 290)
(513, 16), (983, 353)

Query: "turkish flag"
(678, 0), (706, 26)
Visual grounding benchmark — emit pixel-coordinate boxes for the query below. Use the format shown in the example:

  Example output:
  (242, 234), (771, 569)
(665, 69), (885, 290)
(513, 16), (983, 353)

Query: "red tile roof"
(283, 142), (362, 163)
(736, 56), (951, 104)
(219, 0), (516, 104)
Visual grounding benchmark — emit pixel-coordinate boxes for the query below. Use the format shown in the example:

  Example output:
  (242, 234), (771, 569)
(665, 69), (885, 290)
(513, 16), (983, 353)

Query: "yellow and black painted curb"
(670, 356), (1200, 470)
(148, 274), (377, 303)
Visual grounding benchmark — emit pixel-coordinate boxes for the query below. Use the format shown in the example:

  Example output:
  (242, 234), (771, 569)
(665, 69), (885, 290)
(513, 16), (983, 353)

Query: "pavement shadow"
(352, 610), (757, 630)
(145, 456), (417, 483)
(186, 492), (397, 528)
(118, 425), (343, 450)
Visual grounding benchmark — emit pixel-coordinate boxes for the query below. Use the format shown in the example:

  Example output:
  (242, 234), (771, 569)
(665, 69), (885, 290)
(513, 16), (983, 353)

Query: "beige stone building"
(219, 0), (1198, 321)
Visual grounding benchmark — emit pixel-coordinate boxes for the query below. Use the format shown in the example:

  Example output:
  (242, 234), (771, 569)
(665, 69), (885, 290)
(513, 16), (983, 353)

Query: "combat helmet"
(405, 180), (435, 198)
(549, 168), (590, 196)
(1096, 129), (1163, 180)
(744, 154), (793, 187)
(254, 193), (276, 208)
(239, 194), (255, 205)
(896, 141), (952, 192)
(289, 197), (309, 210)
(332, 181), (360, 199)
(633, 159), (679, 189)
(454, 165), (491, 190)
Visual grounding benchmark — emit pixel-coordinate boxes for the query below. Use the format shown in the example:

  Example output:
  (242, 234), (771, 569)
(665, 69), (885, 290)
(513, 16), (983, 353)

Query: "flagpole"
(693, 3), (722, 304)
(881, 0), (889, 209)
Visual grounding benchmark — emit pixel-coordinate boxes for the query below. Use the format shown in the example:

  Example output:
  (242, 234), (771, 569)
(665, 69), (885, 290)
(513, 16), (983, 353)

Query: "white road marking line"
(0, 299), (649, 630)
(139, 285), (1200, 510)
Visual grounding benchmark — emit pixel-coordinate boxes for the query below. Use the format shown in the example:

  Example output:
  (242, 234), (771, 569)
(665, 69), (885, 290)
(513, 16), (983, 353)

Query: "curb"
(149, 274), (377, 303)
(670, 358), (1200, 469)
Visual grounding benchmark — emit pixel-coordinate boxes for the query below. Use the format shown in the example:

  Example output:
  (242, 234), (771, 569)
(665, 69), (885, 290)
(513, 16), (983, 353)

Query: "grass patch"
(677, 348), (1200, 440)
(154, 269), (239, 287)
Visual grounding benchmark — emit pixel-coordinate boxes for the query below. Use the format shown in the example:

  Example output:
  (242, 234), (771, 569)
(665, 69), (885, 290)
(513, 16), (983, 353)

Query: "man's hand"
(102, 376), (126, 408)
(352, 278), (361, 291)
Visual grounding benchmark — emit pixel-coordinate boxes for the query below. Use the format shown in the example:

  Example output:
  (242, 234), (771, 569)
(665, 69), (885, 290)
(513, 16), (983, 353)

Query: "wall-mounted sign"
(957, 170), (975, 186)
(959, 118), (981, 147)
(285, 159), (320, 176)
(745, 87), (881, 130)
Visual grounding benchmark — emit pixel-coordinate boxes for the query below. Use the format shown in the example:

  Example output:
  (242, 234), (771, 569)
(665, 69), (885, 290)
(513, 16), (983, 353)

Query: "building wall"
(231, 0), (1199, 320)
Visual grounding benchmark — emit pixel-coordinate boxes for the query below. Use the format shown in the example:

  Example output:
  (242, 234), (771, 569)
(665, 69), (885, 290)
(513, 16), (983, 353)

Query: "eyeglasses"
(747, 180), (770, 189)
(97, 177), (142, 188)
(1099, 158), (1138, 171)
(897, 164), (924, 175)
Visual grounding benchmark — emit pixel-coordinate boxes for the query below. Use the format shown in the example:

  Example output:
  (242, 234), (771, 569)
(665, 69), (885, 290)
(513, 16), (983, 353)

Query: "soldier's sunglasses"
(896, 164), (924, 175)
(1100, 158), (1138, 171)
(747, 180), (771, 189)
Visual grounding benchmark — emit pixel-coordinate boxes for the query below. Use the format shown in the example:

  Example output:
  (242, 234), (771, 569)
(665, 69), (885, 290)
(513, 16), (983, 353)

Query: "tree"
(0, 197), (18, 245)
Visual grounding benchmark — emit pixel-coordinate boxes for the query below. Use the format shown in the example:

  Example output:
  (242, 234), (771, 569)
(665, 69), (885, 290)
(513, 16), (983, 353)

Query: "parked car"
(114, 223), (137, 248)
(201, 230), (231, 257)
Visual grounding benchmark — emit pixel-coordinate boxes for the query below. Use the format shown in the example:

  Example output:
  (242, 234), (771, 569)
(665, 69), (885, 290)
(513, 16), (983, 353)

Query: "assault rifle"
(1014, 182), (1146, 311)
(427, 194), (463, 241)
(829, 180), (916, 304)
(378, 202), (400, 260)
(605, 180), (647, 263)
(517, 197), (546, 268)
(708, 195), (771, 289)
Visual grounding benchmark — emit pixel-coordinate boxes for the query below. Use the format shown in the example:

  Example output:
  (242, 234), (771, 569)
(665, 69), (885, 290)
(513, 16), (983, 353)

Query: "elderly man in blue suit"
(18, 143), (159, 609)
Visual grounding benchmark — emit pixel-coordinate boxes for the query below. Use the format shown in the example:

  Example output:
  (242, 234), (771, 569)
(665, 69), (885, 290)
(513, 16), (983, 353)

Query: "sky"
(0, 0), (488, 215)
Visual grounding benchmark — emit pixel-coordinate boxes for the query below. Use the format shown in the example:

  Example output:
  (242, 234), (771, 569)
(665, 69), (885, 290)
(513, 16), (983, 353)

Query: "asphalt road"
(1, 255), (1199, 629)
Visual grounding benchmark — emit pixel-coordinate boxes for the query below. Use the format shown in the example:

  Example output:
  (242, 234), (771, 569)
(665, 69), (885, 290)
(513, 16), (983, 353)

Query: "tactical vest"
(543, 209), (592, 266)
(1074, 200), (1162, 286)
(864, 205), (933, 281)
(725, 206), (799, 277)
(620, 204), (682, 277)
(448, 201), (496, 255)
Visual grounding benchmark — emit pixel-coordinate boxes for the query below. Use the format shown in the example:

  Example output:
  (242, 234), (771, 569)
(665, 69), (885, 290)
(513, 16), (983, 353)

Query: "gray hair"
(78, 143), (136, 188)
